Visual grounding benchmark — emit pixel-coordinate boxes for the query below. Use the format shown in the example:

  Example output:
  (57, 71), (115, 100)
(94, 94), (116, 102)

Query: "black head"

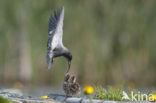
(64, 51), (72, 61)
(68, 52), (72, 61)
(63, 51), (72, 73)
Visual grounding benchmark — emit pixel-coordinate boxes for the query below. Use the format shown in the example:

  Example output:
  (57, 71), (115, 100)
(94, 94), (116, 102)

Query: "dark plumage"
(63, 73), (81, 96)
(46, 7), (72, 72)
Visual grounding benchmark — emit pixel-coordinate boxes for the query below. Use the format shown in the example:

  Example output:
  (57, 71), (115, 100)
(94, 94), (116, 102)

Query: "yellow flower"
(41, 95), (48, 99)
(149, 94), (156, 101)
(83, 86), (94, 95)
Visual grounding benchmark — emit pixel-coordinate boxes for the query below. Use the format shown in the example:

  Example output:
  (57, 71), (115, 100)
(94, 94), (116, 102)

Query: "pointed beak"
(66, 60), (71, 73)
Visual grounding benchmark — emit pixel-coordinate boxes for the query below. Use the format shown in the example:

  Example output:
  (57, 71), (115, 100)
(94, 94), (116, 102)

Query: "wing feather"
(46, 7), (64, 69)
(47, 7), (64, 50)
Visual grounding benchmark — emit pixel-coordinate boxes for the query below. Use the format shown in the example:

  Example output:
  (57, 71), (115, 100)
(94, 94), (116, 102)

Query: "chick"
(63, 73), (81, 96)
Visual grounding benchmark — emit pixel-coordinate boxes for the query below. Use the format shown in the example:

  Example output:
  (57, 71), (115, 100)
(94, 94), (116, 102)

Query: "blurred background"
(0, 0), (156, 88)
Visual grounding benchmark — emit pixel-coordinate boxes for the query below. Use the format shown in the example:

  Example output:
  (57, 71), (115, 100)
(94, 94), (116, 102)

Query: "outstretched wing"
(46, 7), (64, 69)
(48, 7), (64, 50)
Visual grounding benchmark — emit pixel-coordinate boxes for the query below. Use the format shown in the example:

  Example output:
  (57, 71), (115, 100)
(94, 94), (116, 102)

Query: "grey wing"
(46, 7), (64, 69)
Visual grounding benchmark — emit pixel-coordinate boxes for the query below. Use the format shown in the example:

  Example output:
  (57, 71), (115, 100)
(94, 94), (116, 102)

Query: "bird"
(46, 7), (72, 73)
(63, 73), (81, 96)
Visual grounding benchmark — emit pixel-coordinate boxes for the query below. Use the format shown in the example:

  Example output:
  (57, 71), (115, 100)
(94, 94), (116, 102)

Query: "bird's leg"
(66, 61), (71, 73)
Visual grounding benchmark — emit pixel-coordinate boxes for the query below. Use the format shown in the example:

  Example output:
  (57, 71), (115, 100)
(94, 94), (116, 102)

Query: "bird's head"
(68, 52), (72, 61)
(64, 51), (72, 73)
